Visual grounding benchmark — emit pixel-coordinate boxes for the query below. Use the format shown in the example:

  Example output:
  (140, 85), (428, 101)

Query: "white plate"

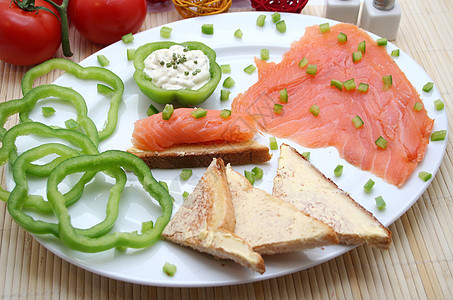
(5, 12), (447, 287)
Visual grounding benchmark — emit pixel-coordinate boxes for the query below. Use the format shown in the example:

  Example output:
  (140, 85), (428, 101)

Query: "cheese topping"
(143, 45), (210, 90)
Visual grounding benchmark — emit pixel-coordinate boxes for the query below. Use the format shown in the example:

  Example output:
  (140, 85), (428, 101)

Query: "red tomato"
(0, 0), (61, 66)
(69, 0), (147, 45)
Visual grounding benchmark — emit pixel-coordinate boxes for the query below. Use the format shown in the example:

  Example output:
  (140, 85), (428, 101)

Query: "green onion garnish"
(234, 28), (243, 38)
(299, 57), (308, 68)
(302, 152), (310, 160)
(42, 106), (55, 118)
(163, 262), (177, 276)
(127, 48), (135, 61)
(65, 118), (80, 129)
(352, 51), (362, 63)
(306, 64), (317, 75)
(244, 64), (256, 74)
(319, 23), (330, 33)
(97, 83), (114, 96)
(244, 170), (256, 185)
(182, 191), (190, 200)
(191, 108), (207, 119)
(260, 48), (269, 60)
(221, 64), (231, 73)
(276, 20), (286, 33)
(375, 196), (386, 210)
(358, 41), (366, 53)
(375, 136), (388, 149)
(418, 171), (432, 182)
(363, 179), (375, 193)
(271, 12), (281, 23)
(413, 102), (423, 111)
(434, 99), (444, 111)
(160, 26), (172, 38)
(121, 33), (134, 43)
(431, 130), (447, 141)
(162, 104), (174, 120)
(391, 49), (400, 57)
(220, 89), (230, 101)
(201, 24), (214, 34)
(309, 104), (320, 116)
(256, 14), (266, 27)
(331, 79), (343, 91)
(97, 55), (110, 67)
(382, 75), (393, 89)
(334, 165), (343, 177)
(220, 109), (231, 119)
(358, 83), (369, 93)
(377, 38), (387, 46)
(274, 103), (283, 114)
(223, 77), (235, 88)
(147, 104), (159, 116)
(252, 167), (264, 180)
(422, 82), (434, 92)
(343, 78), (356, 91)
(352, 115), (364, 128)
(269, 137), (278, 150)
(180, 169), (192, 181)
(279, 88), (288, 103)
(338, 32), (347, 43)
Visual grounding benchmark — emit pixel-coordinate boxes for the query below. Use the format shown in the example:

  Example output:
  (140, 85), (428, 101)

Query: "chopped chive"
(352, 115), (364, 128)
(331, 79), (343, 91)
(343, 78), (356, 91)
(244, 64), (256, 74)
(418, 171), (432, 182)
(162, 104), (174, 120)
(244, 170), (256, 185)
(182, 191), (190, 200)
(298, 57), (308, 68)
(271, 12), (281, 23)
(434, 99), (444, 111)
(223, 77), (235, 88)
(382, 75), (392, 89)
(159, 181), (169, 191)
(391, 49), (400, 57)
(269, 137), (278, 150)
(147, 104), (159, 116)
(256, 14), (266, 27)
(163, 262), (177, 276)
(413, 102), (423, 111)
(375, 136), (388, 149)
(375, 196), (386, 210)
(334, 165), (343, 177)
(42, 106), (55, 118)
(306, 64), (317, 75)
(352, 51), (362, 63)
(363, 179), (375, 192)
(337, 32), (347, 43)
(121, 33), (134, 44)
(201, 24), (214, 34)
(160, 26), (172, 38)
(234, 28), (243, 38)
(180, 169), (192, 181)
(191, 108), (207, 119)
(65, 118), (80, 129)
(302, 152), (310, 160)
(358, 41), (366, 53)
(274, 103), (283, 114)
(377, 38), (388, 46)
(127, 48), (135, 60)
(358, 83), (369, 93)
(220, 89), (230, 101)
(97, 55), (109, 67)
(221, 64), (231, 73)
(276, 20), (286, 33)
(309, 104), (320, 116)
(319, 23), (330, 33)
(260, 48), (269, 60)
(279, 88), (288, 103)
(431, 130), (447, 141)
(220, 109), (231, 119)
(97, 83), (114, 96)
(141, 220), (153, 233)
(252, 167), (264, 180)
(422, 82), (434, 92)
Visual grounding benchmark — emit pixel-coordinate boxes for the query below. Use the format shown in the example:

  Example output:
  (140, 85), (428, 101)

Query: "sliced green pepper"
(132, 41), (221, 106)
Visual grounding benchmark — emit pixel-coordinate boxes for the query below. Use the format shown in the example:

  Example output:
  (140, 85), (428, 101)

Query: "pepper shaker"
(325, 0), (361, 24)
(359, 0), (401, 41)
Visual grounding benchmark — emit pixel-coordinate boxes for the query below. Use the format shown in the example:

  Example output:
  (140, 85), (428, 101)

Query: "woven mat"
(1, 0), (452, 298)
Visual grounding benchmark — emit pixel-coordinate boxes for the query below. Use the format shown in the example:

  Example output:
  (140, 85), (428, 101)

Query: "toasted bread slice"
(273, 144), (391, 249)
(161, 158), (265, 274)
(225, 165), (339, 255)
(128, 140), (271, 169)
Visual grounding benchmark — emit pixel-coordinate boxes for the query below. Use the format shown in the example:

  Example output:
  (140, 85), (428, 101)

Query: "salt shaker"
(359, 0), (401, 41)
(325, 0), (361, 24)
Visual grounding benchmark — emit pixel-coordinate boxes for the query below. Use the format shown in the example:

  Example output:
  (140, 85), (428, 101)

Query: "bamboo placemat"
(1, 0), (452, 298)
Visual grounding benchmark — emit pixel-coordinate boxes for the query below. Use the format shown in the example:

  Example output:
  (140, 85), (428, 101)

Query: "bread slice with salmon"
(273, 144), (391, 249)
(161, 158), (265, 274)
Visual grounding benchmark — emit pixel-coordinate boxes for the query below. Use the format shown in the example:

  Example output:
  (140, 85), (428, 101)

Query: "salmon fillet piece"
(232, 23), (434, 187)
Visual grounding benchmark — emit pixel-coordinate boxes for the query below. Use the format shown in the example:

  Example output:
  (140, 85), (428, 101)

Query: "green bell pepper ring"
(21, 58), (124, 142)
(0, 84), (99, 146)
(133, 41), (221, 106)
(47, 150), (173, 252)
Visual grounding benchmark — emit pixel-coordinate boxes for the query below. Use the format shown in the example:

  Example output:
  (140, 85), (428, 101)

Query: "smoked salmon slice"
(132, 108), (257, 151)
(232, 23), (434, 187)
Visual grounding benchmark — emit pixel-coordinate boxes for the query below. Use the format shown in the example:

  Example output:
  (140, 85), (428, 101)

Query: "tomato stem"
(43, 0), (72, 57)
